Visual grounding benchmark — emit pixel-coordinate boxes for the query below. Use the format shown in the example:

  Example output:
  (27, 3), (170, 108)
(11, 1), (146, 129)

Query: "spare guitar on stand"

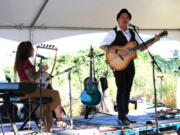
(81, 46), (101, 106)
(81, 46), (112, 119)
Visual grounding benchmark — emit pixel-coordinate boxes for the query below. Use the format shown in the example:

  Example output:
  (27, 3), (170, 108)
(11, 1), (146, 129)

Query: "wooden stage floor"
(0, 107), (180, 135)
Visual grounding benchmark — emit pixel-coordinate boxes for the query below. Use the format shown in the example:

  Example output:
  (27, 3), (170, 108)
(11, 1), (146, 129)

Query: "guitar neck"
(137, 37), (156, 50)
(131, 31), (167, 51)
(90, 60), (93, 81)
(144, 37), (156, 45)
(89, 46), (94, 81)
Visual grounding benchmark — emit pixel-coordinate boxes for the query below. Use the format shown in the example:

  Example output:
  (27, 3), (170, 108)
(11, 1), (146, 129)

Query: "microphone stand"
(58, 67), (74, 129)
(45, 54), (104, 129)
(46, 54), (104, 81)
(131, 25), (162, 134)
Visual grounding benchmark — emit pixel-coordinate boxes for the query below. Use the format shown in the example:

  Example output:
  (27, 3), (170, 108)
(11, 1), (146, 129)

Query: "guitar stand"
(67, 69), (74, 129)
(84, 106), (112, 119)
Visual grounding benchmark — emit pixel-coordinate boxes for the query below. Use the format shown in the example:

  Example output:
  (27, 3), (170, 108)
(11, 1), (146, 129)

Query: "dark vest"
(110, 26), (136, 46)
(111, 26), (136, 68)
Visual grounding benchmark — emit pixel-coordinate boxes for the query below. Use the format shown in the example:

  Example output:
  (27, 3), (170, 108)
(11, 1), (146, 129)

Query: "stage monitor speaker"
(56, 129), (99, 135)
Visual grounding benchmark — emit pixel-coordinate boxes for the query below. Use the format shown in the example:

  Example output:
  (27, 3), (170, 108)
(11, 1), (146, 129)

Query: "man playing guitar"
(100, 9), (160, 125)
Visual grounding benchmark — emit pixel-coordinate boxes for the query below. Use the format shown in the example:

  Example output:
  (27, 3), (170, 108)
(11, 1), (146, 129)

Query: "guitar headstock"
(158, 30), (168, 38)
(88, 45), (94, 58)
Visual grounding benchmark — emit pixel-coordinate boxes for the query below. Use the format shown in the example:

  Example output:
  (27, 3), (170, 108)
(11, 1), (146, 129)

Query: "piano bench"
(11, 97), (52, 130)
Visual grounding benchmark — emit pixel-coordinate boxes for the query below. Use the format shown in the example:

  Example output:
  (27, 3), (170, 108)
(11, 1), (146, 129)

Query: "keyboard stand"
(3, 95), (19, 135)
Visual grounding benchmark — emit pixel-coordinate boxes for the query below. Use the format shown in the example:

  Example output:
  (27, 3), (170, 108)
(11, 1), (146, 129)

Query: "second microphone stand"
(38, 57), (43, 132)
(47, 53), (104, 129)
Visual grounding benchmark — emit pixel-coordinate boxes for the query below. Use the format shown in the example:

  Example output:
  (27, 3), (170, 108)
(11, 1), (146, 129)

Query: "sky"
(44, 32), (180, 59)
(0, 32), (180, 67)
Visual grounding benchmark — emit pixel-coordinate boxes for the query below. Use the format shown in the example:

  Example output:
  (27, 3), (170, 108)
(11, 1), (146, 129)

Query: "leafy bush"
(3, 48), (179, 116)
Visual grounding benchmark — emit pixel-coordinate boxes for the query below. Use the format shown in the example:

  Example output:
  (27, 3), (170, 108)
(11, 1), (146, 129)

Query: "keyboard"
(0, 82), (37, 94)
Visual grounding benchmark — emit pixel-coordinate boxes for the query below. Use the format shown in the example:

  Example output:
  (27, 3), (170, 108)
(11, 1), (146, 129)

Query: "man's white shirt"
(101, 25), (142, 45)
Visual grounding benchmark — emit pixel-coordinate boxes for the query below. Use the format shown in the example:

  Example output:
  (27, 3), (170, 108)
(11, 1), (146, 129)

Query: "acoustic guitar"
(106, 31), (168, 71)
(81, 46), (101, 106)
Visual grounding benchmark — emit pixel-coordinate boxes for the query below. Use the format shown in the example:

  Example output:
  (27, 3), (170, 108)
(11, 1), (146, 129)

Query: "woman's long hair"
(14, 41), (33, 74)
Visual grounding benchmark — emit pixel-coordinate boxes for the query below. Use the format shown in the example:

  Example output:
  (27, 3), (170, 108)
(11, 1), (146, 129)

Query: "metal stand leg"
(19, 104), (39, 130)
(5, 98), (19, 135)
(38, 58), (43, 132)
(0, 112), (5, 135)
(152, 58), (160, 134)
(68, 70), (74, 129)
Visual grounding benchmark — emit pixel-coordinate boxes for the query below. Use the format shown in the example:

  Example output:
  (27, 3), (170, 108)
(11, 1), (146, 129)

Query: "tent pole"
(29, 28), (34, 43)
(30, 0), (49, 27)
(29, 0), (48, 44)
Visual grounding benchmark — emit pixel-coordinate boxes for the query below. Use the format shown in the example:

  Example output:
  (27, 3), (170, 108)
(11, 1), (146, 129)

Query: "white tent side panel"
(0, 29), (107, 44)
(0, 29), (29, 42)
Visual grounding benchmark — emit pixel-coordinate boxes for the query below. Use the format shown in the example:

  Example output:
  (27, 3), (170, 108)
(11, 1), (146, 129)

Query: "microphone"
(128, 23), (138, 28)
(37, 54), (47, 59)
(97, 54), (104, 57)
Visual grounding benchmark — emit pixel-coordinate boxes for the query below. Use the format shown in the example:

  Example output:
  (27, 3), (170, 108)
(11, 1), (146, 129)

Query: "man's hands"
(140, 34), (161, 51)
(154, 34), (160, 42)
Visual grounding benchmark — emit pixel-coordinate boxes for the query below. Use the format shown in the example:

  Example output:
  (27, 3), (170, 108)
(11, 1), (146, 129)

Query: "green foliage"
(53, 48), (179, 109)
(3, 48), (179, 111)
(132, 51), (179, 107)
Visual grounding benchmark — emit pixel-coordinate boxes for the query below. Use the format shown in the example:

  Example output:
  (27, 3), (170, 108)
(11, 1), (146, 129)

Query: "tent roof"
(0, 0), (180, 43)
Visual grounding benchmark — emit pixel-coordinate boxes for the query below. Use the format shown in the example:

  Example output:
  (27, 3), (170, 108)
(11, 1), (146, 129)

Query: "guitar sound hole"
(87, 91), (96, 95)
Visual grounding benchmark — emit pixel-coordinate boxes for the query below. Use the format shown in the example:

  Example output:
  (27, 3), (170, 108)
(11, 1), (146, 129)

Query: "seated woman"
(14, 41), (67, 131)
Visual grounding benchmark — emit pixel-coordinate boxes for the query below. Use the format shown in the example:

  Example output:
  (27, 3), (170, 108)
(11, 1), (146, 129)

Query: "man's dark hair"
(116, 8), (132, 21)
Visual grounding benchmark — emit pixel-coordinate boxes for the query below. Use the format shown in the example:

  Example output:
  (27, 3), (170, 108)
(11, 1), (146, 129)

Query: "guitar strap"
(129, 29), (136, 42)
(129, 29), (140, 46)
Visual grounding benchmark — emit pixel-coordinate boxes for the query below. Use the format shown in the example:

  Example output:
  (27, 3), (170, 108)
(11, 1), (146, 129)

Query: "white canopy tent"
(0, 0), (180, 44)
